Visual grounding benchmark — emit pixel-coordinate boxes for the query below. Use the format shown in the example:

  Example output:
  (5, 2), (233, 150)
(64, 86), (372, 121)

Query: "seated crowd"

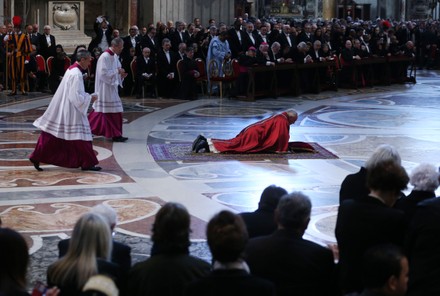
(1, 144), (439, 296)
(2, 15), (430, 99)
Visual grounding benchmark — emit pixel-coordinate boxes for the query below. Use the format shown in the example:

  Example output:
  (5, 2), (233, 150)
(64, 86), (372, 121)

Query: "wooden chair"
(195, 58), (207, 96)
(207, 59), (238, 99)
(46, 56), (54, 76)
(176, 59), (183, 82)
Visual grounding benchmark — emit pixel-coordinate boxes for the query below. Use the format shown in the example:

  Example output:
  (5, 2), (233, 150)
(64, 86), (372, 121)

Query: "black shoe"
(194, 139), (210, 153)
(192, 135), (206, 152)
(81, 166), (102, 171)
(112, 136), (128, 142)
(30, 158), (43, 171)
(22, 92), (28, 96)
(8, 92), (16, 96)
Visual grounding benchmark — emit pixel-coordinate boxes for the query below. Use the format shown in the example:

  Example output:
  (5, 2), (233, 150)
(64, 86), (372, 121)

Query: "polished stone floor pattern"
(1, 70), (440, 286)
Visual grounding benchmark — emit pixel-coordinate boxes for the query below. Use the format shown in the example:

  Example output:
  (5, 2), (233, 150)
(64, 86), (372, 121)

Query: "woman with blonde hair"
(47, 212), (121, 296)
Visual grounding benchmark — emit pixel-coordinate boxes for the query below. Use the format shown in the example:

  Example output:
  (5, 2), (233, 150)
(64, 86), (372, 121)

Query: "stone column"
(322, 0), (336, 20)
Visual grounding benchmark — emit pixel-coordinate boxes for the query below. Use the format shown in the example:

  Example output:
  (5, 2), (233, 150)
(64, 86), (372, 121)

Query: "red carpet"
(147, 142), (338, 162)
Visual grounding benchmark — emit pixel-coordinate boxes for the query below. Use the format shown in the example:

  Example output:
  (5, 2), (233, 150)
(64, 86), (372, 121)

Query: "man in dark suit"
(88, 16), (113, 52)
(245, 192), (339, 296)
(335, 161), (409, 294)
(242, 22), (258, 54)
(239, 185), (287, 238)
(227, 20), (245, 59)
(156, 38), (178, 98)
(58, 203), (131, 274)
(37, 25), (56, 60)
(170, 21), (189, 51)
(30, 23), (41, 46)
(122, 25), (141, 62)
(139, 27), (159, 56)
(277, 24), (296, 55)
(135, 47), (156, 98)
(297, 23), (314, 44)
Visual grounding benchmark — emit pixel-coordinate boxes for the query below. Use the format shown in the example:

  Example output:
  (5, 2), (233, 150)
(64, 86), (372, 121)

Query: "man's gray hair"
(410, 163), (440, 192)
(111, 37), (123, 47)
(76, 49), (91, 61)
(271, 41), (281, 49)
(297, 42), (308, 49)
(90, 203), (118, 227)
(276, 192), (311, 230)
(365, 144), (401, 170)
(162, 38), (171, 46)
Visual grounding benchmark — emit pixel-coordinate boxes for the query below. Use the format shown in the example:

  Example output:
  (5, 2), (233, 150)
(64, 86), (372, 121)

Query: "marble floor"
(1, 70), (440, 286)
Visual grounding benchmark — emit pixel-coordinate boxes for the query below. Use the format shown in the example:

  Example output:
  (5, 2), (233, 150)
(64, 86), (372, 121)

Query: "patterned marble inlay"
(0, 170), (121, 187)
(0, 148), (33, 160)
(169, 162), (310, 180)
(0, 187), (128, 200)
(0, 199), (161, 232)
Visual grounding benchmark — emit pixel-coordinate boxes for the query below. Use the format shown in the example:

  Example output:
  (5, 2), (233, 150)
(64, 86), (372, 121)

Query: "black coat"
(185, 269), (275, 296)
(37, 34), (56, 59)
(58, 238), (131, 274)
(239, 209), (277, 238)
(406, 198), (440, 296)
(335, 196), (406, 293)
(245, 229), (338, 296)
(339, 167), (369, 204)
(128, 253), (210, 296)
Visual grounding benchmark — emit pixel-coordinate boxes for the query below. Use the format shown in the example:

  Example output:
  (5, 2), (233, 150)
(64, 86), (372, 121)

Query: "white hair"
(90, 204), (118, 227)
(365, 144), (401, 170)
(410, 163), (440, 192)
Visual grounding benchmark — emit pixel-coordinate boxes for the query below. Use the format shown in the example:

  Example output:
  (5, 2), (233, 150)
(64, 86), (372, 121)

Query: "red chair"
(63, 56), (71, 71)
(35, 55), (46, 73)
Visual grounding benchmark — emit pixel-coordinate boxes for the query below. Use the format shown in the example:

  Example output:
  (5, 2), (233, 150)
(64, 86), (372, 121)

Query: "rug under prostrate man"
(192, 110), (298, 153)
(29, 51), (101, 171)
(88, 37), (128, 142)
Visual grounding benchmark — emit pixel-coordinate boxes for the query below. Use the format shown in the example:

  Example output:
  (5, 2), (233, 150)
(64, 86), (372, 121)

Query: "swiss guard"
(5, 16), (32, 95)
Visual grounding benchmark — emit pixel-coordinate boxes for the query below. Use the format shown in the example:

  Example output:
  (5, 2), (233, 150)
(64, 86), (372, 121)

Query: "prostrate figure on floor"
(192, 110), (298, 153)
(29, 50), (101, 171)
(88, 37), (129, 143)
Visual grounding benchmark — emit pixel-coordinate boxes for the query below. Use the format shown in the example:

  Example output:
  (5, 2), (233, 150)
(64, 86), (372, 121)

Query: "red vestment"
(212, 112), (291, 153)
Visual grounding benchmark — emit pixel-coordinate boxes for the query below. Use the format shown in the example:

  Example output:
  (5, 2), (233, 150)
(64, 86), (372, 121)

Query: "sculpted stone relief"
(52, 2), (79, 30)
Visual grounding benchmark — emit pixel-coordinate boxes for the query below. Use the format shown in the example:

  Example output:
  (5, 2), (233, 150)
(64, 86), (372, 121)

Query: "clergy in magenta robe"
(29, 51), (100, 171)
(88, 37), (128, 141)
(209, 110), (298, 153)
